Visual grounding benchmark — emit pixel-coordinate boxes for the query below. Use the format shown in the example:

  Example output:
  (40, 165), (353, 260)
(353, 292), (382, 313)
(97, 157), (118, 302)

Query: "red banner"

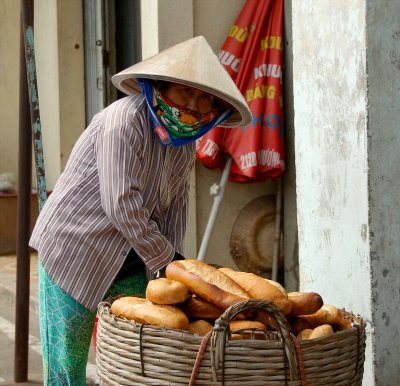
(196, 0), (284, 182)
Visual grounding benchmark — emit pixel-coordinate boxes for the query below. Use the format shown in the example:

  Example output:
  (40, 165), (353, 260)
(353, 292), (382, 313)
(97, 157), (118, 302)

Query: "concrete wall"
(34, 0), (61, 187)
(292, 0), (372, 381)
(0, 1), (20, 180)
(4, 0), (399, 382)
(141, 0), (276, 267)
(56, 1), (86, 171)
(141, 0), (194, 58)
(0, 1), (85, 189)
(193, 0), (277, 269)
(2, 0), (276, 269)
(34, 0), (85, 187)
(367, 1), (400, 383)
(293, 0), (400, 384)
(282, 0), (299, 291)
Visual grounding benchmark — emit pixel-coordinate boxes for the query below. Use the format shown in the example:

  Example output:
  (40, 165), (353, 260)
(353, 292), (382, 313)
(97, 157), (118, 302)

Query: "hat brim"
(111, 36), (252, 128)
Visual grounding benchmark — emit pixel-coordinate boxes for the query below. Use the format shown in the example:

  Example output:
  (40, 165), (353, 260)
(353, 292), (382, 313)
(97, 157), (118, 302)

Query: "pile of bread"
(110, 259), (352, 341)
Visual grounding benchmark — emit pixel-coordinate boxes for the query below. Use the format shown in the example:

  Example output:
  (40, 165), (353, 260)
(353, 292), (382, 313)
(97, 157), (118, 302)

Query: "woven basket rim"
(97, 298), (366, 334)
(96, 298), (366, 386)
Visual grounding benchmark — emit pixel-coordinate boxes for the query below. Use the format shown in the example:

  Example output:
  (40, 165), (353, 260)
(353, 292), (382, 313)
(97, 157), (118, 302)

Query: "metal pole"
(14, 2), (32, 381)
(15, 0), (48, 381)
(21, 0), (47, 210)
(197, 157), (232, 261)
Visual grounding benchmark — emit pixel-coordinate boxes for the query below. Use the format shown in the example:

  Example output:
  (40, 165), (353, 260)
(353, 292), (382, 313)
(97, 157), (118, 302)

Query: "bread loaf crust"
(219, 267), (286, 300)
(308, 324), (334, 340)
(179, 295), (224, 320)
(111, 296), (147, 316)
(166, 260), (249, 310)
(188, 320), (213, 336)
(219, 267), (292, 314)
(230, 320), (268, 340)
(300, 304), (342, 325)
(298, 328), (313, 341)
(111, 297), (189, 330)
(146, 278), (189, 304)
(287, 291), (324, 317)
(230, 320), (267, 331)
(333, 317), (353, 331)
(264, 279), (287, 297)
(288, 317), (317, 335)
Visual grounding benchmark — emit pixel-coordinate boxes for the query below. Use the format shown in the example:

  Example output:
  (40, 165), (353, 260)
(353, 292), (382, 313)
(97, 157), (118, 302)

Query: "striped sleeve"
(94, 114), (174, 273)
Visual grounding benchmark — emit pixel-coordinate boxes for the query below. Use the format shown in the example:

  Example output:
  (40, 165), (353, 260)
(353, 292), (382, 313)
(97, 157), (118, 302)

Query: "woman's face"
(164, 83), (216, 115)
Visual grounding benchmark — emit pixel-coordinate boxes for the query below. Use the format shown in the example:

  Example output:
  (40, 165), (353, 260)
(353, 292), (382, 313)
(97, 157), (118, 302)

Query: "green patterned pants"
(38, 262), (147, 386)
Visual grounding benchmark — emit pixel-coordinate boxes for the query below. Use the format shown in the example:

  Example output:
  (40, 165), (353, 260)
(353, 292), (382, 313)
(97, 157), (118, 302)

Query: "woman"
(29, 36), (251, 385)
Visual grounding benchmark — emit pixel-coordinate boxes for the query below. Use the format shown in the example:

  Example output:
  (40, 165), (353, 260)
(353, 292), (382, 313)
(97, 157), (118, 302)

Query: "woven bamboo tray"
(96, 298), (366, 386)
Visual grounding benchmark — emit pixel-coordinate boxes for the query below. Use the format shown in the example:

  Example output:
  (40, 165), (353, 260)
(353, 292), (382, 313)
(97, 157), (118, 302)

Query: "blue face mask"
(138, 78), (232, 146)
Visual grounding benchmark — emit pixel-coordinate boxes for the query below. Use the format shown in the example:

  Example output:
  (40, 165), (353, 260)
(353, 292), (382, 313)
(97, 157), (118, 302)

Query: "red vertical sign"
(196, 0), (284, 182)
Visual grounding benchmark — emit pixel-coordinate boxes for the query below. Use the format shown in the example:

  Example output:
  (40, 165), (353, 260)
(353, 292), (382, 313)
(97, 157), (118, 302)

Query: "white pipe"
(197, 157), (232, 261)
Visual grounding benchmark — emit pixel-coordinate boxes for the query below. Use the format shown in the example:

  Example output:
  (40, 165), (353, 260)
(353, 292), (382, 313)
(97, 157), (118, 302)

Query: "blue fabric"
(38, 261), (147, 385)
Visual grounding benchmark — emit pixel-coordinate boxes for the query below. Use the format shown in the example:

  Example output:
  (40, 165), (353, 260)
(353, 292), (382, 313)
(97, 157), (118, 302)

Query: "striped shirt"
(29, 94), (195, 310)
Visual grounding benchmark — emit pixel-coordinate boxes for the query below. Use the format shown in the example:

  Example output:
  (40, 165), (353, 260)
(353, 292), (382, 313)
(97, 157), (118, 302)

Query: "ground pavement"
(0, 254), (98, 386)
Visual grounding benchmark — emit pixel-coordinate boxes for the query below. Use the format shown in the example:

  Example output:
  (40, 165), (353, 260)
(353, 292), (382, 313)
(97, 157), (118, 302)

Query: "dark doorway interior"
(114, 0), (141, 100)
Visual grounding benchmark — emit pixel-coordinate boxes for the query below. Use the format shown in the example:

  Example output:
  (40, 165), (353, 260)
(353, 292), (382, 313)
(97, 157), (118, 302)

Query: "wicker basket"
(96, 298), (366, 386)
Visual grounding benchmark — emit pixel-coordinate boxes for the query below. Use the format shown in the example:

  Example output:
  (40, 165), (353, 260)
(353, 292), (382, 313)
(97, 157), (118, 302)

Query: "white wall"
(293, 0), (400, 384)
(292, 1), (373, 382)
(293, 0), (370, 310)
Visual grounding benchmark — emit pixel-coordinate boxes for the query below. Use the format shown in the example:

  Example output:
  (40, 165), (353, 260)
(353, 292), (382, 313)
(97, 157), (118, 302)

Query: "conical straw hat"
(112, 36), (251, 127)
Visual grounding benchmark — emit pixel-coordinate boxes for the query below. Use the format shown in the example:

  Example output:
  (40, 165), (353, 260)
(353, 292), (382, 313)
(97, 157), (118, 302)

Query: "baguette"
(287, 291), (324, 317)
(333, 317), (353, 331)
(219, 267), (286, 300)
(230, 320), (267, 331)
(288, 316), (317, 335)
(219, 267), (292, 314)
(111, 297), (189, 330)
(307, 324), (334, 340)
(229, 320), (268, 340)
(300, 304), (342, 325)
(230, 320), (268, 340)
(166, 260), (250, 311)
(179, 295), (223, 321)
(264, 279), (287, 297)
(188, 320), (213, 336)
(298, 328), (313, 341)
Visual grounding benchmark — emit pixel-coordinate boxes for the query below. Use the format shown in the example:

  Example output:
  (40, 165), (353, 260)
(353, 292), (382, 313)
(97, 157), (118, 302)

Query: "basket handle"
(209, 299), (300, 384)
